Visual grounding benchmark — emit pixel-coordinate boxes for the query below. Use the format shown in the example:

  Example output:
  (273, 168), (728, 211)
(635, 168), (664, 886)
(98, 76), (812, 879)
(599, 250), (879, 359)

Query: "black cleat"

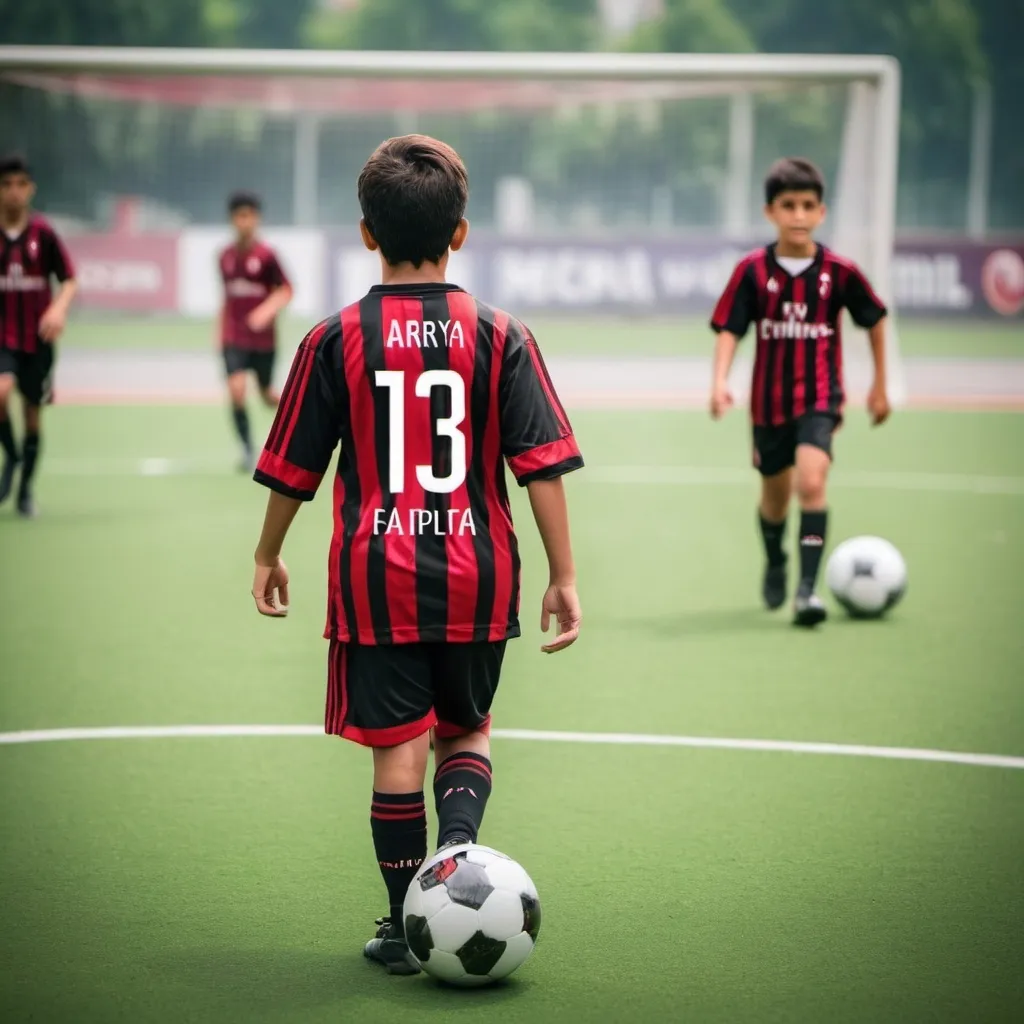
(793, 587), (827, 627)
(435, 836), (471, 855)
(16, 489), (37, 519)
(0, 458), (17, 506)
(363, 917), (421, 976)
(762, 560), (787, 610)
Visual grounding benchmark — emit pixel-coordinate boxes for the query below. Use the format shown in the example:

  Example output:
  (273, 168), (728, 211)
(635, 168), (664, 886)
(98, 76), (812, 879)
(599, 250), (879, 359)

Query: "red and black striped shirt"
(711, 243), (887, 425)
(255, 282), (584, 646)
(219, 241), (290, 352)
(1, 215), (75, 354)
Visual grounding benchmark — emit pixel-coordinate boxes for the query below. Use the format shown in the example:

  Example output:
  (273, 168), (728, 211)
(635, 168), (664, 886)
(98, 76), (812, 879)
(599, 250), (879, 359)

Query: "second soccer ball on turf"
(825, 536), (908, 618)
(404, 844), (541, 987)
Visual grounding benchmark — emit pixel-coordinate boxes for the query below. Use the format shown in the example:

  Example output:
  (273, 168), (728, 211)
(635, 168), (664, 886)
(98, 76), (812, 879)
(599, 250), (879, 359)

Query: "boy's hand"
(252, 557), (290, 617)
(867, 383), (891, 426)
(39, 305), (66, 342)
(247, 305), (274, 332)
(540, 582), (581, 653)
(709, 384), (733, 420)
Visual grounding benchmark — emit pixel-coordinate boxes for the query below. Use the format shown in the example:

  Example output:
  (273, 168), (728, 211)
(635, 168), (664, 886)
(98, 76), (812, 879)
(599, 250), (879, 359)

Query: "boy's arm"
(866, 318), (891, 425)
(527, 478), (580, 654)
(710, 331), (740, 419)
(39, 230), (78, 342)
(499, 321), (583, 652)
(708, 259), (756, 419)
(248, 254), (294, 331)
(252, 492), (301, 617)
(845, 265), (891, 426)
(250, 319), (344, 615)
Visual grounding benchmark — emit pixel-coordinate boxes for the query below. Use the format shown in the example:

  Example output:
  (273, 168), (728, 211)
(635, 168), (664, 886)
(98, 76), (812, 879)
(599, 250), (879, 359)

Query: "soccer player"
(248, 135), (584, 974)
(709, 157), (891, 626)
(0, 154), (77, 518)
(218, 192), (293, 471)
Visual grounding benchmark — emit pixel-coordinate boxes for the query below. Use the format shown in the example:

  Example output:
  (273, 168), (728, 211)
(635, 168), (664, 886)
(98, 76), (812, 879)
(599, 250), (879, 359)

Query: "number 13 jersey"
(255, 282), (584, 645)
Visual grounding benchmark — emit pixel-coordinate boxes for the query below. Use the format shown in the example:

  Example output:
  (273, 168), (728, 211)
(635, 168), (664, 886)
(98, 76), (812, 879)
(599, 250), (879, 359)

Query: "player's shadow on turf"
(609, 607), (783, 637)
(155, 948), (526, 1012)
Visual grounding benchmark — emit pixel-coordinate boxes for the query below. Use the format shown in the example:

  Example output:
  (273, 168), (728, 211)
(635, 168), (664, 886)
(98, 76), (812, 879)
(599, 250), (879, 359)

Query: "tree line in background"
(0, 0), (1020, 230)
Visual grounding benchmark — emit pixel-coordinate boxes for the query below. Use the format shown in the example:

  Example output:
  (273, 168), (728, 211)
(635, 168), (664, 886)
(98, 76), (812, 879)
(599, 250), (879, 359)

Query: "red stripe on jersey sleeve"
(443, 290), (481, 641)
(486, 311), (515, 640)
(255, 449), (323, 495)
(507, 435), (582, 481)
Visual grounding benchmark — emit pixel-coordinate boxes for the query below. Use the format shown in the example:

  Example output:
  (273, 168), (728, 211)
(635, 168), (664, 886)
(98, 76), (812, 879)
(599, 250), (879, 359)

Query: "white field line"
(0, 724), (1021, 771)
(39, 457), (1024, 495)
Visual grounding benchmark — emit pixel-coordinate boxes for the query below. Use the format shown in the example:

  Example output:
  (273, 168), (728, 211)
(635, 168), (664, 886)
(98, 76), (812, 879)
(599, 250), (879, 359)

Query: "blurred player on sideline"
(218, 192), (293, 471)
(710, 158), (891, 626)
(248, 135), (583, 974)
(0, 155), (77, 518)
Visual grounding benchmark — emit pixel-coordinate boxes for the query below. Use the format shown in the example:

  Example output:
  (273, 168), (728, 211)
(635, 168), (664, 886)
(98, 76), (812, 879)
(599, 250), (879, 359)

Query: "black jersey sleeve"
(710, 259), (758, 338)
(499, 319), (583, 487)
(254, 317), (345, 501)
(843, 263), (888, 329)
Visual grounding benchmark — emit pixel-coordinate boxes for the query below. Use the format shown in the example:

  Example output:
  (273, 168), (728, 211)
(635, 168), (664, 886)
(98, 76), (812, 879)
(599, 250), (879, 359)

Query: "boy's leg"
(253, 352), (279, 408)
(754, 423), (796, 610)
(325, 640), (435, 974)
(13, 347), (54, 518)
(0, 359), (17, 505)
(430, 641), (505, 850)
(223, 348), (253, 470)
(792, 414), (838, 626)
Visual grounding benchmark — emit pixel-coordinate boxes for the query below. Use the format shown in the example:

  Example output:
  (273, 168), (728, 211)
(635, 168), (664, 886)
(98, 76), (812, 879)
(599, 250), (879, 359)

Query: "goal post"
(0, 45), (905, 404)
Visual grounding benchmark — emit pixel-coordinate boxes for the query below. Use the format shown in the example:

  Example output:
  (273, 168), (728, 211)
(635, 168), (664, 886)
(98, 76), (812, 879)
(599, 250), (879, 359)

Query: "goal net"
(0, 48), (905, 406)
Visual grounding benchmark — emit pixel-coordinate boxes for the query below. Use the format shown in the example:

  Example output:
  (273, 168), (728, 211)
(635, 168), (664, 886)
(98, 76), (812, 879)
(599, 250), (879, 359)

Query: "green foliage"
(314, 0), (599, 52)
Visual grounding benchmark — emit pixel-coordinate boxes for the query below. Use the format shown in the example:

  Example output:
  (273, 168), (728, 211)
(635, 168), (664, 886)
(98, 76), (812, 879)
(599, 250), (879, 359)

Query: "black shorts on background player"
(0, 344), (55, 406)
(753, 412), (838, 477)
(327, 640), (506, 747)
(223, 346), (274, 391)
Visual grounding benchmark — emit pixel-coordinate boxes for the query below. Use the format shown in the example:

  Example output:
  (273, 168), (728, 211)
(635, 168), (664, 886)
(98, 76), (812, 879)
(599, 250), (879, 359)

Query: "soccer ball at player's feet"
(793, 586), (827, 627)
(403, 843), (541, 987)
(825, 536), (908, 619)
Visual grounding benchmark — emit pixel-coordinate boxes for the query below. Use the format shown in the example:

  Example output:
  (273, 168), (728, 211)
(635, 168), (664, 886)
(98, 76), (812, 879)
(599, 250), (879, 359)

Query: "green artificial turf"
(2, 405), (1023, 1023)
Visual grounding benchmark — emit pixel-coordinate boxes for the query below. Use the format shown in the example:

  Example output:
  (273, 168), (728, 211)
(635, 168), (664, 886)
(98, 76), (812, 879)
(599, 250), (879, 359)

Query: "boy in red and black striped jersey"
(710, 158), (891, 626)
(218, 192), (293, 471)
(0, 155), (77, 518)
(249, 135), (583, 973)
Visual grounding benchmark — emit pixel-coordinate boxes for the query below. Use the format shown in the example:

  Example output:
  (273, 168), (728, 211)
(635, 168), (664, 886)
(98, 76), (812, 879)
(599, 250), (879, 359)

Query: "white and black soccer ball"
(403, 843), (541, 987)
(826, 535), (908, 618)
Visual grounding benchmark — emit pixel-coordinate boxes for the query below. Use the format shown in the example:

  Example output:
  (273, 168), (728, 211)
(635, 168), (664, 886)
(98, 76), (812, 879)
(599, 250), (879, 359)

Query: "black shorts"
(753, 413), (838, 477)
(0, 344), (55, 406)
(222, 346), (275, 390)
(325, 639), (507, 748)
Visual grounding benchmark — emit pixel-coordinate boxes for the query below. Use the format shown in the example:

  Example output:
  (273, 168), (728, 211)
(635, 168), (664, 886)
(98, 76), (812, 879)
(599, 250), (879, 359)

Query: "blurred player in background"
(248, 135), (583, 974)
(709, 157), (891, 626)
(0, 154), (77, 518)
(218, 191), (293, 471)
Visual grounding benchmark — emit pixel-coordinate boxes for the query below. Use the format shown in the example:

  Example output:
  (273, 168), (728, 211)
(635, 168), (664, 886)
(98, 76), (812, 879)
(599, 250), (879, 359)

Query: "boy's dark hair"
(358, 134), (468, 267)
(764, 158), (825, 204)
(228, 191), (262, 214)
(0, 153), (32, 179)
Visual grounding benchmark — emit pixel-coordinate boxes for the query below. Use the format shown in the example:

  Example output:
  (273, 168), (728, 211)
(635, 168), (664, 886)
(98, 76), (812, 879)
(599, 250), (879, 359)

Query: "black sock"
(231, 406), (251, 450)
(433, 751), (493, 848)
(370, 791), (427, 929)
(798, 510), (828, 591)
(759, 511), (787, 567)
(19, 432), (40, 491)
(0, 419), (16, 463)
